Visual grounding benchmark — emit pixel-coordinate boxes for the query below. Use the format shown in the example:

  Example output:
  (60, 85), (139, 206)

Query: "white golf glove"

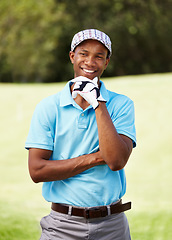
(72, 76), (106, 109)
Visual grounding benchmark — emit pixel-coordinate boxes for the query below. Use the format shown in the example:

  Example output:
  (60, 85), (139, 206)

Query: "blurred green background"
(0, 73), (172, 239)
(0, 0), (171, 83)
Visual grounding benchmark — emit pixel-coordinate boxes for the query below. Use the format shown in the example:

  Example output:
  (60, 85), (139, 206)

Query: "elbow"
(29, 170), (42, 183)
(31, 177), (40, 184)
(108, 157), (128, 171)
(104, 148), (131, 171)
(108, 163), (124, 172)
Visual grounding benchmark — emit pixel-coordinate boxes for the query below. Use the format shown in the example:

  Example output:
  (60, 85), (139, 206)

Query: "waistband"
(51, 200), (131, 219)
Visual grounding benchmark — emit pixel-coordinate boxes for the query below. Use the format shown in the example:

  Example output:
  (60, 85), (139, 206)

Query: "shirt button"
(81, 113), (84, 117)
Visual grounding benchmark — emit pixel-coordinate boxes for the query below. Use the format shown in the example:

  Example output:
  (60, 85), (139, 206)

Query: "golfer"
(25, 29), (136, 240)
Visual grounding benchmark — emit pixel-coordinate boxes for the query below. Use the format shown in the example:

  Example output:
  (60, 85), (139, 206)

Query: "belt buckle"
(84, 206), (107, 219)
(92, 206), (107, 218)
(84, 209), (90, 219)
(100, 206), (107, 217)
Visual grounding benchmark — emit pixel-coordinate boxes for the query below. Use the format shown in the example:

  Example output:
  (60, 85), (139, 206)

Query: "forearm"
(29, 149), (105, 183)
(95, 102), (132, 171)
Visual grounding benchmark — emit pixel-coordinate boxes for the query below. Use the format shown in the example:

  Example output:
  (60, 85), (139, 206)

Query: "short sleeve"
(111, 96), (136, 147)
(25, 100), (54, 150)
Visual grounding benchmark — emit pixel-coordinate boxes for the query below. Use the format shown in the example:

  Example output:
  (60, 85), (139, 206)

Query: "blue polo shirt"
(25, 80), (136, 207)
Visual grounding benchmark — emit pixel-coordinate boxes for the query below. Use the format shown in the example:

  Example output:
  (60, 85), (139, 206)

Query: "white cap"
(71, 29), (112, 58)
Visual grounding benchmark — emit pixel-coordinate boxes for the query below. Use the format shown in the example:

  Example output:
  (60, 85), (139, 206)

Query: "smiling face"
(69, 39), (110, 82)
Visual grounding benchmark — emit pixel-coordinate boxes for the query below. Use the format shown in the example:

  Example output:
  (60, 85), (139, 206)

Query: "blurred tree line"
(0, 0), (171, 83)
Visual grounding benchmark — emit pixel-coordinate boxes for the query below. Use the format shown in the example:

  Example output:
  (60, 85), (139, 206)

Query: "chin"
(83, 74), (98, 80)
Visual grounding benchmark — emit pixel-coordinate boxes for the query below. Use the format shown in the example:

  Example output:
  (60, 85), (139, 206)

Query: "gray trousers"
(40, 210), (131, 240)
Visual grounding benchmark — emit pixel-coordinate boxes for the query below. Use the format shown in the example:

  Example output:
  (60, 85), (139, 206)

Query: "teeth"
(83, 69), (94, 73)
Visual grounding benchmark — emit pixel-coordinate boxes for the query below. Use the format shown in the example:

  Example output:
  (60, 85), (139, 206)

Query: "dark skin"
(28, 40), (133, 183)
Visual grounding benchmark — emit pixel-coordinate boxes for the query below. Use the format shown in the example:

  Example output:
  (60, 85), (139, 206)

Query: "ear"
(69, 51), (75, 64)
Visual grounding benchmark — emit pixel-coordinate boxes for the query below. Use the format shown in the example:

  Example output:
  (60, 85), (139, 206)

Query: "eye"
(96, 55), (104, 60)
(80, 52), (87, 56)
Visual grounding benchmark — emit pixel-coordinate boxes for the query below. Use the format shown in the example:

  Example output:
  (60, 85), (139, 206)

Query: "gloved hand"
(72, 76), (106, 109)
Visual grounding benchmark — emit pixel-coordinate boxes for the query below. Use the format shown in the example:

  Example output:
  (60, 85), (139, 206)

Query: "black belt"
(51, 200), (131, 219)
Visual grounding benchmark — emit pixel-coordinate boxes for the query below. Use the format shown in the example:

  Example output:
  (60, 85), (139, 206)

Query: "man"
(25, 29), (136, 240)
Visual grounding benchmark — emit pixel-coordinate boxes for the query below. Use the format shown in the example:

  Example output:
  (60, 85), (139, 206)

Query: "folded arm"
(28, 149), (105, 183)
(95, 102), (133, 171)
(71, 78), (133, 171)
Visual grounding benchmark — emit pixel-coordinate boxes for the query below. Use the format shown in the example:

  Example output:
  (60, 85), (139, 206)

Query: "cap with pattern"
(71, 29), (112, 57)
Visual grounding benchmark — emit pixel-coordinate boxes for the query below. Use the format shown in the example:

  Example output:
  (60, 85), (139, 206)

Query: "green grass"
(0, 73), (172, 239)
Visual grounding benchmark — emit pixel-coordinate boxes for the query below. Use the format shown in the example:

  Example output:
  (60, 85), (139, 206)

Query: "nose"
(85, 56), (96, 66)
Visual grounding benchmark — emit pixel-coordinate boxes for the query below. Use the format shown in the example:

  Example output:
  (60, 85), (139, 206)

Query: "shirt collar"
(60, 80), (109, 107)
(99, 81), (109, 102)
(60, 81), (74, 107)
